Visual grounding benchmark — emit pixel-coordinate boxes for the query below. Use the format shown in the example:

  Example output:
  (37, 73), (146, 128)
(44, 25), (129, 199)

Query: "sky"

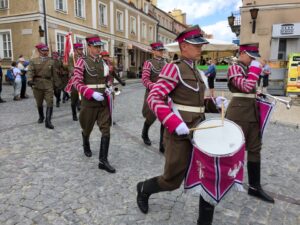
(157, 0), (242, 42)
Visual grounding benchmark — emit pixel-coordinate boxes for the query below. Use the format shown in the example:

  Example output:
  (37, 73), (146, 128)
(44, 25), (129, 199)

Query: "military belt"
(173, 103), (205, 113)
(87, 84), (106, 89)
(232, 93), (256, 98)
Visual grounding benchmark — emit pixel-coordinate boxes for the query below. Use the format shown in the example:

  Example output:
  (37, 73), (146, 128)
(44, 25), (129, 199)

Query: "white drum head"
(193, 118), (245, 157)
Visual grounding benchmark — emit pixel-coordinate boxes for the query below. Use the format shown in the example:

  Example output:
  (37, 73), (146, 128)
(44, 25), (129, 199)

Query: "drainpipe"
(43, 0), (48, 45)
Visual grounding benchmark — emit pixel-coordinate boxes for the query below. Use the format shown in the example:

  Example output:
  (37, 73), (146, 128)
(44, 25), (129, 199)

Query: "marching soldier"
(52, 51), (62, 108)
(141, 42), (167, 153)
(72, 34), (116, 173)
(226, 43), (275, 203)
(67, 43), (84, 121)
(27, 43), (59, 129)
(136, 26), (216, 225)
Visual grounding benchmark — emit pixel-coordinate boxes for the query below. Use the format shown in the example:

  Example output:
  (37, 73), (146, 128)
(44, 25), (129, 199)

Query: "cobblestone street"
(0, 82), (299, 225)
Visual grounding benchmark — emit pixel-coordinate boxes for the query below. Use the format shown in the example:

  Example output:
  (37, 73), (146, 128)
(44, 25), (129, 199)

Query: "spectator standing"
(0, 58), (6, 103)
(17, 56), (29, 99)
(11, 61), (22, 101)
(258, 59), (271, 94)
(205, 59), (217, 97)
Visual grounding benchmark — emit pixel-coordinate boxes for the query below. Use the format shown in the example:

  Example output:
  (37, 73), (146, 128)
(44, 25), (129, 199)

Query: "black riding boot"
(82, 132), (92, 157)
(37, 106), (44, 123)
(45, 107), (54, 129)
(141, 122), (151, 146)
(247, 161), (275, 203)
(55, 89), (61, 107)
(197, 196), (215, 225)
(71, 104), (78, 121)
(98, 136), (116, 173)
(63, 91), (70, 103)
(136, 177), (162, 214)
(159, 124), (165, 153)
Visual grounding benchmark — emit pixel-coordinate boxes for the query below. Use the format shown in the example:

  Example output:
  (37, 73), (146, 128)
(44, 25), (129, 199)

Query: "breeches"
(142, 90), (156, 125)
(79, 105), (111, 137)
(71, 88), (79, 105)
(234, 121), (262, 162)
(157, 130), (192, 191)
(33, 87), (53, 107)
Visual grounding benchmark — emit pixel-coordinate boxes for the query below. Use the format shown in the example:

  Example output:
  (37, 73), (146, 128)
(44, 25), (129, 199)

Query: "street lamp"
(227, 13), (240, 37)
(250, 8), (259, 34)
(38, 25), (45, 37)
(228, 14), (235, 27)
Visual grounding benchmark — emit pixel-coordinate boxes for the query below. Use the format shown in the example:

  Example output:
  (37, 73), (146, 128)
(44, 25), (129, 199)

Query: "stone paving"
(0, 82), (299, 225)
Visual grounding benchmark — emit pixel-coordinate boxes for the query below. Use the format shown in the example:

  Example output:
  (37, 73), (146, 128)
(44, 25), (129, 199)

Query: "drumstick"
(221, 91), (224, 126)
(189, 125), (223, 131)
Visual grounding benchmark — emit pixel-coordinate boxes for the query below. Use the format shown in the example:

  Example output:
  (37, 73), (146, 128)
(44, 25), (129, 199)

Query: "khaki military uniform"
(142, 58), (166, 125)
(80, 56), (111, 137)
(225, 63), (261, 162)
(28, 57), (59, 107)
(158, 60), (206, 190)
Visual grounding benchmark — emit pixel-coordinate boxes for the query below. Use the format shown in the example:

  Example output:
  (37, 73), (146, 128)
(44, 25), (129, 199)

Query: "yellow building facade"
(0, 0), (161, 74)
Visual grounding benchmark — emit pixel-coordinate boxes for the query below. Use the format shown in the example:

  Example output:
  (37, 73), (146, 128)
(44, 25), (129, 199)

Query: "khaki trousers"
(33, 87), (54, 107)
(79, 103), (111, 137)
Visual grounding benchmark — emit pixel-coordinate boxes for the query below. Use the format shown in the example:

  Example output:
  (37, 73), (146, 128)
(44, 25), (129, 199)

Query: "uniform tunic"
(27, 57), (58, 107)
(225, 62), (262, 162)
(72, 55), (111, 137)
(142, 58), (166, 125)
(147, 58), (205, 190)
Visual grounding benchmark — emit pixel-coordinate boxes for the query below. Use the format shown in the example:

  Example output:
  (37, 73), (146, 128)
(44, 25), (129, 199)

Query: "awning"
(129, 42), (151, 53)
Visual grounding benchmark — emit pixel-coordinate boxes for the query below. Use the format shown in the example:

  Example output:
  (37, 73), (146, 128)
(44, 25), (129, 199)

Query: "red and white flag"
(63, 32), (74, 65)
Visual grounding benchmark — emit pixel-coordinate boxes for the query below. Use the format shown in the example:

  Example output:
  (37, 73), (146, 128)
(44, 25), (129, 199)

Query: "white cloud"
(157, 0), (240, 23)
(202, 20), (236, 42)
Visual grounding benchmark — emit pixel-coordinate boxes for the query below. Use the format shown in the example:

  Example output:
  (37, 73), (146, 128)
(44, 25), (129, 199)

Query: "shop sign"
(272, 23), (300, 37)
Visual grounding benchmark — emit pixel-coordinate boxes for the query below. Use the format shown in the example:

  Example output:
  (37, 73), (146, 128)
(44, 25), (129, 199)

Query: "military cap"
(85, 35), (103, 46)
(175, 25), (209, 45)
(35, 43), (49, 51)
(100, 51), (110, 56)
(73, 43), (84, 49)
(239, 43), (260, 59)
(150, 42), (165, 51)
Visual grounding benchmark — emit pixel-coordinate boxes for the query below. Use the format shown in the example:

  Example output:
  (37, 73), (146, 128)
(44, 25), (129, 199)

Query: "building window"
(116, 10), (124, 31)
(130, 16), (136, 35)
(143, 2), (148, 14)
(75, 0), (85, 18)
(142, 22), (146, 39)
(99, 2), (107, 26)
(0, 0), (8, 9)
(149, 25), (153, 41)
(56, 0), (67, 12)
(278, 39), (287, 60)
(56, 33), (65, 56)
(0, 31), (12, 59)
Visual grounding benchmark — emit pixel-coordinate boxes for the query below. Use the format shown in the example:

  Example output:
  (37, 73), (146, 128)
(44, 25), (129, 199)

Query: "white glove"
(215, 96), (229, 109)
(175, 122), (190, 136)
(105, 87), (113, 95)
(92, 92), (104, 101)
(250, 60), (262, 68)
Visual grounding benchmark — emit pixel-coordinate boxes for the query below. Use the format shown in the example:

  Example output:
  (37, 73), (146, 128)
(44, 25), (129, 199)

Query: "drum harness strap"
(232, 93), (256, 98)
(173, 103), (205, 113)
(86, 84), (106, 89)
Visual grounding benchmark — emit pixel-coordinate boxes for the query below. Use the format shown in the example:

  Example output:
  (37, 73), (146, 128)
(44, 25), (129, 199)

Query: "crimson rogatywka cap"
(175, 25), (209, 45)
(239, 43), (261, 59)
